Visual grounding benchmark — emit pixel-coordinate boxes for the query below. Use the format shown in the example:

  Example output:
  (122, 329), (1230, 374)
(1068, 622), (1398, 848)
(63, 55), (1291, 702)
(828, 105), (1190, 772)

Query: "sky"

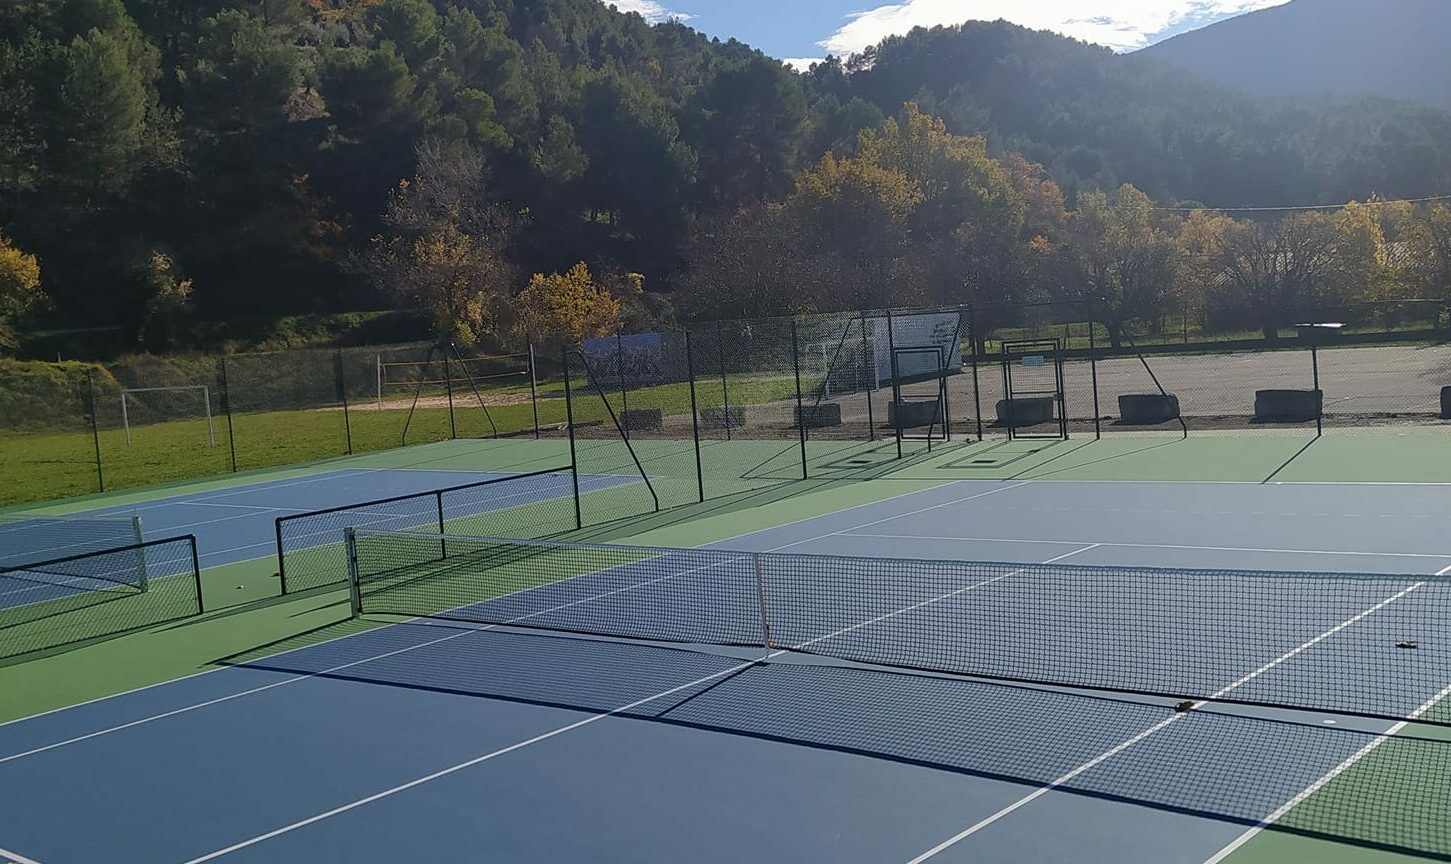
(602, 0), (1293, 68)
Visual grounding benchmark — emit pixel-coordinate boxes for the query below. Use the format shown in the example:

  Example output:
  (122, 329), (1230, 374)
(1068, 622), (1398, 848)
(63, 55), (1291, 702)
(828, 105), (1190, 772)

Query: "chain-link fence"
(0, 341), (548, 507)
(6, 298), (1451, 509)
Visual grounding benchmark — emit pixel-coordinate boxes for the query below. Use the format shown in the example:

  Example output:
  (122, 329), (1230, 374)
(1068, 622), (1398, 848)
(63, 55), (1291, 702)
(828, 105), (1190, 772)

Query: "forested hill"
(2, 2), (1450, 342)
(1141, 0), (1451, 112)
(838, 20), (1451, 208)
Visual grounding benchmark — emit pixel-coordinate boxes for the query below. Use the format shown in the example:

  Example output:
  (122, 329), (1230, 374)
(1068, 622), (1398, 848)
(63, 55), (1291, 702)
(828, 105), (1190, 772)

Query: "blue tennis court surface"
(29, 467), (627, 571)
(2, 479), (1449, 863)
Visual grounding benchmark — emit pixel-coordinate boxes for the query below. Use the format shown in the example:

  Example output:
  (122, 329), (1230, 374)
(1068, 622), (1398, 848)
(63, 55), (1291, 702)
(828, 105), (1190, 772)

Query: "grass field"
(0, 372), (805, 508)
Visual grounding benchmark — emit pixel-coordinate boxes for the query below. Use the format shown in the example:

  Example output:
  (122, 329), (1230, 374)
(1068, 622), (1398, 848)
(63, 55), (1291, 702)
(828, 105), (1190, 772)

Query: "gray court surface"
(0, 478), (1447, 864)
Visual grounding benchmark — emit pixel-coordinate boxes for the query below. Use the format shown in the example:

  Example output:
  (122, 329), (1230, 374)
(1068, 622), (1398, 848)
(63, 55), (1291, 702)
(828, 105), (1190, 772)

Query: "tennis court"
(42, 465), (624, 570)
(2, 471), (1448, 864)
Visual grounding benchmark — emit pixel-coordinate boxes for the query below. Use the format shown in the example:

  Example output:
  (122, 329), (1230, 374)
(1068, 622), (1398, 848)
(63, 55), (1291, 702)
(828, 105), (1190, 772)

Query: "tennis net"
(275, 468), (579, 595)
(0, 534), (203, 659)
(346, 531), (1451, 726)
(0, 514), (148, 589)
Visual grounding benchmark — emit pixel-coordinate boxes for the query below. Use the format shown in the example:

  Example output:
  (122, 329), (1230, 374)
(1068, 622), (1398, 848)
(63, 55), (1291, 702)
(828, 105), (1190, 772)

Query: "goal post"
(121, 385), (216, 448)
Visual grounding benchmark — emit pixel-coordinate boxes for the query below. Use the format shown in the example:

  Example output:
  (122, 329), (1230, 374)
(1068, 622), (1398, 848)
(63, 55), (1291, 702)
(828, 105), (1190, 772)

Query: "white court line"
(846, 532), (1451, 562)
(175, 543), (1103, 863)
(180, 502), (307, 514)
(901, 579), (1431, 863)
(177, 660), (763, 864)
(1201, 680), (1451, 864)
(763, 482), (1030, 555)
(71, 470), (377, 518)
(0, 545), (761, 765)
(0, 476), (995, 733)
(0, 844), (46, 864)
(0, 479), (1015, 755)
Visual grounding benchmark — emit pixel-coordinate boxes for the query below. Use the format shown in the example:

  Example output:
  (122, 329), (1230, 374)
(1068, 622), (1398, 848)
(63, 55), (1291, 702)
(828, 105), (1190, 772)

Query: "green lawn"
(0, 372), (807, 508)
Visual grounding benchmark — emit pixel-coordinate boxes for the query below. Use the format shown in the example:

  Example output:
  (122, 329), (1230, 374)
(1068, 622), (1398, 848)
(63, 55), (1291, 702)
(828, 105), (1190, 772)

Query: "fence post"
(1311, 340), (1323, 438)
(968, 305), (983, 442)
(685, 331), (705, 503)
(885, 308), (901, 459)
(719, 334), (732, 442)
(85, 369), (105, 492)
(443, 346), (457, 440)
(791, 318), (808, 480)
(616, 331), (630, 422)
(528, 342), (541, 439)
(334, 349), (354, 455)
(562, 346), (583, 529)
(1086, 299), (1102, 441)
(860, 314), (876, 441)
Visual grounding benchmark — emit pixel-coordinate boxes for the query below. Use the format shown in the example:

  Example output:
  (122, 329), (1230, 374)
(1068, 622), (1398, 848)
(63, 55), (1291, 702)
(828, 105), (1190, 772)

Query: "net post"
(684, 330), (705, 503)
(219, 357), (239, 472)
(130, 516), (149, 592)
(275, 517), (289, 595)
(86, 369), (105, 492)
(436, 491), (448, 560)
(861, 314), (876, 441)
(189, 535), (204, 613)
(528, 342), (541, 439)
(791, 318), (808, 480)
(752, 552), (773, 650)
(335, 348), (354, 455)
(376, 353), (383, 411)
(563, 345), (583, 529)
(444, 345), (457, 440)
(344, 528), (362, 618)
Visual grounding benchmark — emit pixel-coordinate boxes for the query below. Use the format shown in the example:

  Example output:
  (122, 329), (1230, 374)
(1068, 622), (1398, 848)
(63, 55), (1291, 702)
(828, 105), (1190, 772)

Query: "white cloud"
(782, 57), (827, 72)
(821, 0), (1291, 55)
(602, 0), (693, 23)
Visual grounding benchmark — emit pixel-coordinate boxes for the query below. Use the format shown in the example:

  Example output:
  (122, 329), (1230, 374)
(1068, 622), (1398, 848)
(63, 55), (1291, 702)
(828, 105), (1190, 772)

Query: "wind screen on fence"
(349, 532), (1451, 727)
(0, 535), (202, 660)
(275, 468), (577, 594)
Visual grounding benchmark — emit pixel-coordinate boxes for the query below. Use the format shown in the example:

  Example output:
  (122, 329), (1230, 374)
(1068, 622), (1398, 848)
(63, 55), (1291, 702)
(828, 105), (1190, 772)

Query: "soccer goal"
(121, 385), (217, 447)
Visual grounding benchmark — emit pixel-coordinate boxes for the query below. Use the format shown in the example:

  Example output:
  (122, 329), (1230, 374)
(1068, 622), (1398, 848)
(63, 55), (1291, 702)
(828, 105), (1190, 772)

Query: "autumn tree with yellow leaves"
(511, 262), (622, 346)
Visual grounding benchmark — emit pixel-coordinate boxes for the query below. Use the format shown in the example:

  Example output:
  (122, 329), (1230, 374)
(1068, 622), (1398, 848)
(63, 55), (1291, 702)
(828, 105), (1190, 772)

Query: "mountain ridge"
(1140, 0), (1451, 111)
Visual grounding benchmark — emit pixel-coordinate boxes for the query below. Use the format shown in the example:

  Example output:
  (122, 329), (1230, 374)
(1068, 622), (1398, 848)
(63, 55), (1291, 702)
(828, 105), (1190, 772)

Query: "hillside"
(835, 19), (1451, 207)
(2, 3), (1450, 346)
(1141, 0), (1451, 111)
